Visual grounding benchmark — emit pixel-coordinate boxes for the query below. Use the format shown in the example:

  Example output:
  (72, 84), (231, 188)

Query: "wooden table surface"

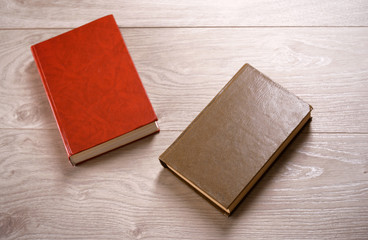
(1, 1), (367, 239)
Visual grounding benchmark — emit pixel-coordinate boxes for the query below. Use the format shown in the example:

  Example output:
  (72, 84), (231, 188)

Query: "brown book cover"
(159, 64), (312, 215)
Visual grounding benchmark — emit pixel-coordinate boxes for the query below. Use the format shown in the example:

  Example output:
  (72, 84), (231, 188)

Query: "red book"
(31, 15), (159, 165)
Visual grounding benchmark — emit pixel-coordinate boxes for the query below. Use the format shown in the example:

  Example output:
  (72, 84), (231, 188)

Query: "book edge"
(165, 162), (231, 214)
(70, 121), (160, 165)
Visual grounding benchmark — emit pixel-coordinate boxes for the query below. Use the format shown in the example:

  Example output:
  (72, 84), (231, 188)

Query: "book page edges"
(70, 121), (159, 165)
(165, 163), (231, 214)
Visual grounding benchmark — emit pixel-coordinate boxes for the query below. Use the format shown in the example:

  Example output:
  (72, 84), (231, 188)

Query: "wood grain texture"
(1, 0), (368, 28)
(0, 28), (367, 132)
(0, 129), (367, 239)
(1, 1), (368, 239)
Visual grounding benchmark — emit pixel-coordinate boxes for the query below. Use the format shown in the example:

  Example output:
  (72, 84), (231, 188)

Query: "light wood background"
(1, 1), (367, 239)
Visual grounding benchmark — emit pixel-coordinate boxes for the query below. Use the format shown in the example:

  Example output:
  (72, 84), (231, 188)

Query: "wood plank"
(0, 28), (367, 132)
(1, 1), (367, 239)
(0, 128), (367, 239)
(0, 0), (367, 28)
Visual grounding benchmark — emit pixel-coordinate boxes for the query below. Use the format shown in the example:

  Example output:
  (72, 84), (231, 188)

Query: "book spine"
(30, 45), (73, 160)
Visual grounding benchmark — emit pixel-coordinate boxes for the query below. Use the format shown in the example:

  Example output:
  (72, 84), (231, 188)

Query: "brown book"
(159, 64), (312, 215)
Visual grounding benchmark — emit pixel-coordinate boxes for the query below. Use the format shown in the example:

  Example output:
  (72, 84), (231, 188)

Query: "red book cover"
(31, 15), (159, 165)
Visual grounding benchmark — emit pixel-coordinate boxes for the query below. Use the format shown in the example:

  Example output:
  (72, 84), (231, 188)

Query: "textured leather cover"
(159, 64), (312, 214)
(31, 15), (158, 161)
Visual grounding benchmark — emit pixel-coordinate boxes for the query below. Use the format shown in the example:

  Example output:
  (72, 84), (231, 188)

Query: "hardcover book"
(31, 15), (159, 165)
(159, 64), (312, 215)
